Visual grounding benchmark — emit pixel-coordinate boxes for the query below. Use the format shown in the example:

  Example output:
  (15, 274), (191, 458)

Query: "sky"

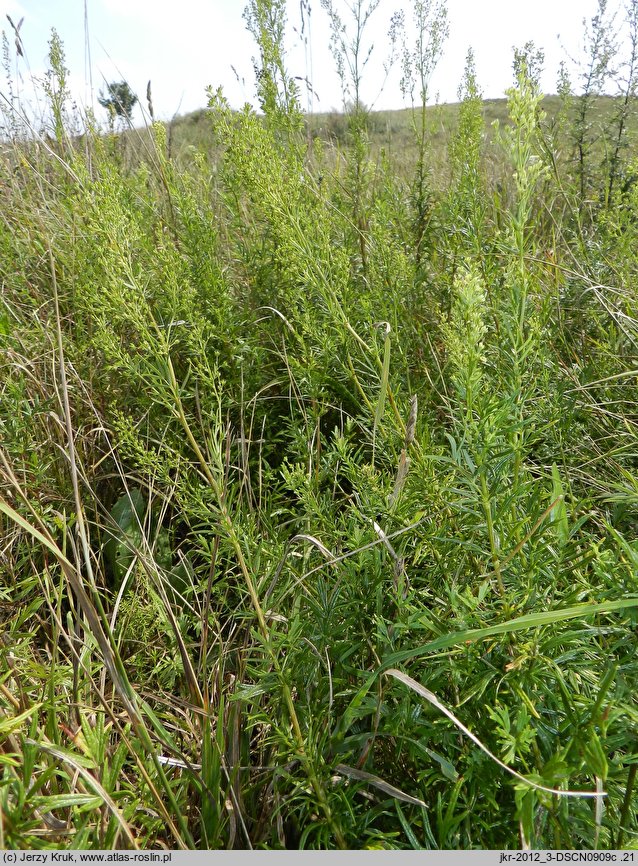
(0, 0), (610, 125)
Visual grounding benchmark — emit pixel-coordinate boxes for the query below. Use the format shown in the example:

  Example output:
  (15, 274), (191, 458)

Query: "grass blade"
(385, 669), (605, 799)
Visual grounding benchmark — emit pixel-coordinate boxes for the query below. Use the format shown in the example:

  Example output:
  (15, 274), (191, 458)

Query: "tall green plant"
(570, 0), (616, 200)
(606, 0), (638, 202)
(244, 0), (302, 135)
(399, 0), (448, 266)
(441, 48), (491, 305)
(320, 0), (381, 114)
(319, 0), (403, 275)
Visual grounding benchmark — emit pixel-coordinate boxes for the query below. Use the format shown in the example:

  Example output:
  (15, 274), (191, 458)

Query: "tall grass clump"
(1, 0), (638, 850)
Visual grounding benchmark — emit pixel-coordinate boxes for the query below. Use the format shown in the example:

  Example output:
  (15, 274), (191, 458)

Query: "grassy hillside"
(162, 94), (638, 182)
(2, 20), (638, 851)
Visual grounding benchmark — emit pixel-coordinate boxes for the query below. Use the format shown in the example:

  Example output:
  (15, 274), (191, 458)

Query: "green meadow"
(2, 0), (638, 850)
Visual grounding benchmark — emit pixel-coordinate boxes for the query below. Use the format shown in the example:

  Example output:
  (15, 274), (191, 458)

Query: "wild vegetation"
(2, 0), (638, 850)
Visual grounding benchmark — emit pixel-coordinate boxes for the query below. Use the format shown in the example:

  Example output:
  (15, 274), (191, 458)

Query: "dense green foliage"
(2, 2), (638, 850)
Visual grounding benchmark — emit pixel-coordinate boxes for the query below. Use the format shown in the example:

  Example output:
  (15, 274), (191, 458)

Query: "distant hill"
(126, 94), (638, 187)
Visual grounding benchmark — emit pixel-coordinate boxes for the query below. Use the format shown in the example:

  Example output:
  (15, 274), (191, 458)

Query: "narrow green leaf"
(584, 731), (608, 782)
(388, 597), (638, 666)
(424, 747), (459, 782)
(335, 763), (427, 807)
(551, 463), (569, 545)
(32, 794), (103, 811)
(372, 322), (391, 465)
(0, 704), (42, 735)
